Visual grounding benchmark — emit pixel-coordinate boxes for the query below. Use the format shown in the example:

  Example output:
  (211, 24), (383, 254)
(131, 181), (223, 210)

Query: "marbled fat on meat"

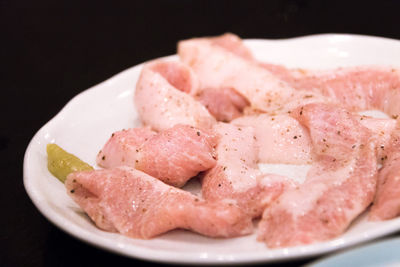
(232, 114), (313, 164)
(202, 123), (291, 218)
(258, 103), (378, 247)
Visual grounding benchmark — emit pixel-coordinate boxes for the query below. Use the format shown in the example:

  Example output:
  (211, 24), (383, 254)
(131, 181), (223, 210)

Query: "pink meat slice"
(135, 124), (217, 187)
(260, 62), (400, 117)
(370, 129), (400, 220)
(134, 60), (216, 131)
(185, 34), (252, 122)
(195, 87), (249, 122)
(202, 123), (291, 218)
(232, 114), (313, 164)
(96, 127), (156, 169)
(232, 113), (395, 165)
(178, 37), (328, 115)
(258, 103), (378, 248)
(65, 167), (253, 239)
(288, 67), (400, 116)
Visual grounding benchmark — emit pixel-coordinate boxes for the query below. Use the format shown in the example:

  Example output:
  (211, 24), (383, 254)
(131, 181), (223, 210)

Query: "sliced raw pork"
(178, 37), (328, 115)
(134, 60), (215, 131)
(202, 123), (292, 218)
(97, 125), (217, 187)
(65, 167), (253, 239)
(232, 114), (313, 164)
(258, 103), (378, 248)
(287, 67), (400, 117)
(187, 34), (252, 122)
(135, 124), (217, 187)
(261, 62), (400, 117)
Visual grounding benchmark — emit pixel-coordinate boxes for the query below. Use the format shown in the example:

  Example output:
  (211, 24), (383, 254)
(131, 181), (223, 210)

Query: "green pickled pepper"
(47, 143), (93, 183)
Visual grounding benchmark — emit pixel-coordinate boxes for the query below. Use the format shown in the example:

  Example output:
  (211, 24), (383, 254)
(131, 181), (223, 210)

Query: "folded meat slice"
(65, 167), (253, 238)
(370, 129), (400, 220)
(97, 127), (156, 169)
(135, 124), (217, 187)
(258, 103), (378, 248)
(134, 60), (216, 131)
(186, 34), (252, 122)
(202, 123), (291, 218)
(178, 37), (327, 114)
(97, 125), (217, 187)
(232, 114), (313, 164)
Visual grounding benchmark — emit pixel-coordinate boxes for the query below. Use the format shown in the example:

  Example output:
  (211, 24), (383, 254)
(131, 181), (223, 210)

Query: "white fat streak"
(259, 153), (358, 217)
(358, 109), (390, 119)
(258, 163), (311, 184)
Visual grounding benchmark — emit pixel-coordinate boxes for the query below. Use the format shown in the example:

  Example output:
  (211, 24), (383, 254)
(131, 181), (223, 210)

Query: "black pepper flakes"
(196, 131), (201, 136)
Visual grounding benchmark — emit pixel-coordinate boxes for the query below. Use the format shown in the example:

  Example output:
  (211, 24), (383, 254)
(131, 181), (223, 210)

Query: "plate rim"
(23, 33), (400, 265)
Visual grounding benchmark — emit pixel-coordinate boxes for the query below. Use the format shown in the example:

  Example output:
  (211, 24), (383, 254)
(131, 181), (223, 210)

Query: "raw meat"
(134, 60), (216, 131)
(65, 166), (253, 239)
(258, 103), (378, 247)
(97, 125), (217, 187)
(202, 123), (291, 218)
(135, 124), (217, 187)
(178, 37), (328, 115)
(232, 114), (313, 164)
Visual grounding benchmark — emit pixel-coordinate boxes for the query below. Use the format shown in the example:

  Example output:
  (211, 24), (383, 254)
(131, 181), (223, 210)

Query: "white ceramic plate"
(24, 34), (400, 265)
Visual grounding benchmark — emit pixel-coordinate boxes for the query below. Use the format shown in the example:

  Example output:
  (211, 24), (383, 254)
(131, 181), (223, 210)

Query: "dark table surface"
(2, 1), (400, 266)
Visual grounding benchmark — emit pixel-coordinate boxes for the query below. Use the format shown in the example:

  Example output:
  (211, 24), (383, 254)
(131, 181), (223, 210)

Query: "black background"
(2, 1), (400, 266)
